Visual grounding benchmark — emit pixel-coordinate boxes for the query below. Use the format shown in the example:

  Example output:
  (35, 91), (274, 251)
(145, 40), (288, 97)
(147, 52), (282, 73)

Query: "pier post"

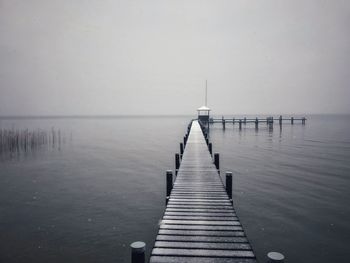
(279, 115), (282, 126)
(239, 119), (242, 130)
(180, 143), (184, 157)
(222, 119), (225, 129)
(302, 117), (306, 125)
(233, 118), (235, 124)
(175, 153), (180, 175)
(205, 137), (209, 145)
(255, 118), (258, 129)
(226, 171), (233, 202)
(130, 241), (146, 263)
(184, 136), (187, 147)
(166, 170), (173, 204)
(188, 122), (192, 132)
(291, 117), (294, 124)
(214, 153), (220, 173)
(267, 251), (285, 263)
(244, 117), (246, 124)
(208, 143), (212, 156)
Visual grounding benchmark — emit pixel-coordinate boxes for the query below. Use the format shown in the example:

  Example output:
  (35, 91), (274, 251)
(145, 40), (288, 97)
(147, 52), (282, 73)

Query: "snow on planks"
(150, 121), (257, 263)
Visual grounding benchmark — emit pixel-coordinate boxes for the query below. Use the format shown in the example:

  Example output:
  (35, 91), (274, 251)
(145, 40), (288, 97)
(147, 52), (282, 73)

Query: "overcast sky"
(0, 0), (349, 116)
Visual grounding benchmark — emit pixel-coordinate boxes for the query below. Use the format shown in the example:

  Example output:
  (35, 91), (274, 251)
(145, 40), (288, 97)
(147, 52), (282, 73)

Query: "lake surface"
(0, 115), (349, 263)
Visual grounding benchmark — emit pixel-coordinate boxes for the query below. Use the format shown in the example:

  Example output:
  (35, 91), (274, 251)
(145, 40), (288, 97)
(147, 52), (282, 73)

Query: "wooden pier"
(209, 116), (306, 130)
(149, 120), (257, 263)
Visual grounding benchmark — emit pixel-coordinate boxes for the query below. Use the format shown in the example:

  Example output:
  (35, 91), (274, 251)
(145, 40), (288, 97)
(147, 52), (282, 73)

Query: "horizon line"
(0, 113), (349, 119)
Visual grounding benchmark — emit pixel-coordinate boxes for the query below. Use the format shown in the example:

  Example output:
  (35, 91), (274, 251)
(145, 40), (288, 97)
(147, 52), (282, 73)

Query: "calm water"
(0, 115), (349, 263)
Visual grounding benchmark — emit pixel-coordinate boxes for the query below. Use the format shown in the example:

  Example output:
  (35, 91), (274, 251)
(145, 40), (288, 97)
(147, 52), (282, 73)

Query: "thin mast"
(205, 80), (207, 106)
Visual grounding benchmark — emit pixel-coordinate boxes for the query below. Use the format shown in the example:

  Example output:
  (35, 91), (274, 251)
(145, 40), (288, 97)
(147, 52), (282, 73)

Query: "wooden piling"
(255, 118), (258, 129)
(166, 170), (173, 203)
(226, 171), (233, 202)
(244, 117), (247, 124)
(175, 154), (180, 175)
(239, 119), (242, 129)
(131, 241), (146, 263)
(214, 153), (220, 172)
(180, 143), (184, 157)
(291, 117), (294, 124)
(269, 117), (274, 129)
(208, 143), (212, 156)
(279, 115), (282, 125)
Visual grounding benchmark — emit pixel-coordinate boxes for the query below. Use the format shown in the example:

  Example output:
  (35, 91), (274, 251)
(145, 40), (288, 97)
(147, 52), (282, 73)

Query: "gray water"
(0, 115), (349, 262)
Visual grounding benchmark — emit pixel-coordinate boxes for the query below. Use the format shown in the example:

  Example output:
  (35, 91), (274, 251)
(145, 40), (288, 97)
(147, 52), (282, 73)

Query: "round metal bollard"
(131, 241), (146, 263)
(267, 251), (284, 263)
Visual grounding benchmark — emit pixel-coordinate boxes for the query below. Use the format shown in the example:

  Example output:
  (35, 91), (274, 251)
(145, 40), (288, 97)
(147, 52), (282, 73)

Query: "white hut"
(197, 105), (211, 123)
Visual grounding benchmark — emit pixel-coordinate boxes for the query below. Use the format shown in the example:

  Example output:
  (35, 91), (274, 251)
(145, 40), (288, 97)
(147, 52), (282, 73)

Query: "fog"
(1, 0), (349, 116)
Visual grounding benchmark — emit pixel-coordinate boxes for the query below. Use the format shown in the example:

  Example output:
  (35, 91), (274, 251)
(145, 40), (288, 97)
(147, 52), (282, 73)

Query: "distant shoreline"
(0, 113), (349, 120)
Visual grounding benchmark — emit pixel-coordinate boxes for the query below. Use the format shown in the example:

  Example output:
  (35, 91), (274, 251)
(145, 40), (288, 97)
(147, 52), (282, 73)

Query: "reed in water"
(0, 127), (64, 154)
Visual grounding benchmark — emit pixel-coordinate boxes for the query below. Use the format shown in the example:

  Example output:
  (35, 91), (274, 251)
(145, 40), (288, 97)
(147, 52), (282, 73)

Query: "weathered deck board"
(156, 235), (249, 243)
(150, 256), (257, 263)
(154, 241), (252, 250)
(150, 120), (257, 263)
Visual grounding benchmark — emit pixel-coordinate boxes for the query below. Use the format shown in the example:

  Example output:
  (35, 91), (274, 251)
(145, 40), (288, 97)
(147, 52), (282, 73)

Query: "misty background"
(0, 0), (349, 116)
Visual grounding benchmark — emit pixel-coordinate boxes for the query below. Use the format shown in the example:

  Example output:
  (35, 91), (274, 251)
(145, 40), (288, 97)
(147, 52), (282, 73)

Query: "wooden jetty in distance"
(209, 116), (306, 130)
(149, 120), (257, 263)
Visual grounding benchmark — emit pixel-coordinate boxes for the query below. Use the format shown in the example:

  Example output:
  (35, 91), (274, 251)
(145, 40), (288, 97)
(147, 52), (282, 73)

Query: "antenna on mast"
(205, 80), (208, 106)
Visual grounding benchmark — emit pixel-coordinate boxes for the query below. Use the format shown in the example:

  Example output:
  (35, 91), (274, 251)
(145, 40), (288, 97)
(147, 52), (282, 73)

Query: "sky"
(0, 0), (349, 116)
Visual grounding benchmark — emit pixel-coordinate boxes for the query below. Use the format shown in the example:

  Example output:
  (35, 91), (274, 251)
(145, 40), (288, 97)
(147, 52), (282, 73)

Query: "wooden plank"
(169, 199), (231, 202)
(154, 241), (252, 250)
(170, 197), (228, 201)
(168, 199), (231, 203)
(165, 208), (235, 213)
(160, 224), (243, 231)
(170, 194), (229, 197)
(166, 205), (234, 210)
(156, 235), (248, 243)
(151, 248), (255, 258)
(168, 204), (232, 208)
(161, 220), (241, 226)
(167, 200), (231, 204)
(158, 229), (246, 237)
(167, 205), (234, 209)
(164, 212), (236, 217)
(150, 256), (257, 263)
(163, 216), (238, 221)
